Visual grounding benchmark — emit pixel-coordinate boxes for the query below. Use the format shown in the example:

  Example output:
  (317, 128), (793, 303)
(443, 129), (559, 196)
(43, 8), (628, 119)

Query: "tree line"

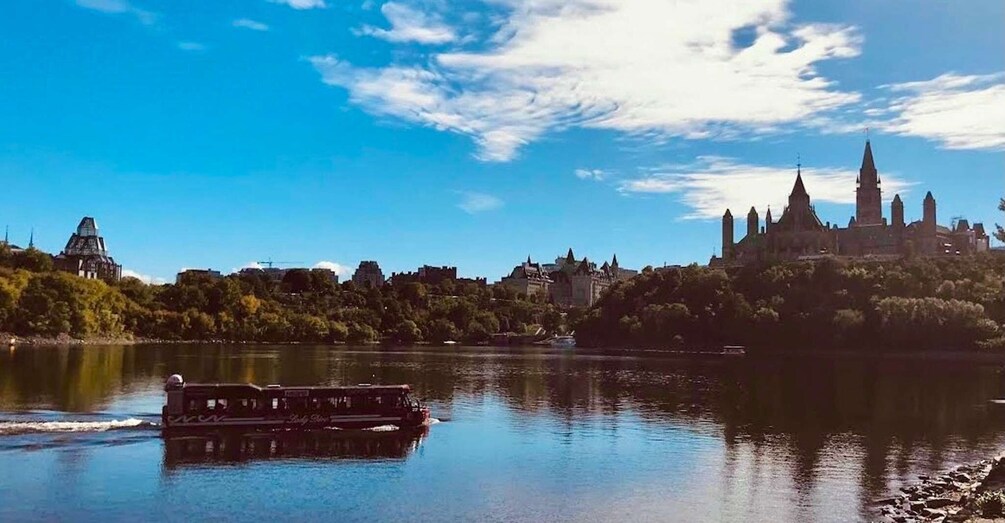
(0, 246), (562, 344)
(575, 254), (1005, 351)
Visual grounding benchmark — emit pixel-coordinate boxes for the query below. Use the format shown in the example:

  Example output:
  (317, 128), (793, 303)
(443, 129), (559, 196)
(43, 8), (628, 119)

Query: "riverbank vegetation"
(575, 254), (1005, 351)
(0, 245), (558, 344)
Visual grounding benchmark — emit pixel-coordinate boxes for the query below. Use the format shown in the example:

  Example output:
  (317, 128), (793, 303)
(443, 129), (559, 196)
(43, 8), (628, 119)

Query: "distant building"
(390, 265), (487, 287)
(352, 260), (385, 288)
(310, 267), (340, 284)
(176, 269), (223, 284)
(711, 140), (991, 267)
(54, 217), (122, 282)
(499, 249), (636, 307)
(238, 267), (289, 282)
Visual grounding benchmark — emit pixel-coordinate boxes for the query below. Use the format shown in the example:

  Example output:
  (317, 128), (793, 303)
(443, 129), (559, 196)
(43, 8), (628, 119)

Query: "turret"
(611, 254), (619, 271)
(765, 207), (773, 233)
(855, 140), (883, 226)
(722, 209), (734, 260)
(747, 206), (759, 238)
(923, 191), (937, 234)
(891, 194), (905, 229)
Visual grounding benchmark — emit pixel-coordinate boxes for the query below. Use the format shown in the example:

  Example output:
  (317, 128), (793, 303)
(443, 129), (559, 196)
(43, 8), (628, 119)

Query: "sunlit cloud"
(313, 261), (352, 276)
(456, 191), (503, 214)
(121, 269), (168, 285)
(618, 156), (914, 220)
(876, 73), (1005, 151)
(74, 0), (157, 25)
(233, 18), (270, 32)
(312, 0), (862, 161)
(574, 169), (606, 181)
(356, 2), (456, 44)
(270, 0), (326, 9)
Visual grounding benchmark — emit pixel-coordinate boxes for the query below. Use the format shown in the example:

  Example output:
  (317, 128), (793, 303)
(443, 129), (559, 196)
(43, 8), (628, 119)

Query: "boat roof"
(179, 383), (411, 394)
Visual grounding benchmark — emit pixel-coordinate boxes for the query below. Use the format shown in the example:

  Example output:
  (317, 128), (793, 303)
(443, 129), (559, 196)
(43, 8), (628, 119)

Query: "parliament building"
(711, 141), (991, 267)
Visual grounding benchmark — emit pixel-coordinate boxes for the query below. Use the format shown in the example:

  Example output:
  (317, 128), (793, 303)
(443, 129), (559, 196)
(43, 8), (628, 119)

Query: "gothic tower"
(923, 191), (937, 234)
(747, 207), (759, 238)
(722, 209), (734, 260)
(891, 194), (905, 229)
(765, 207), (773, 233)
(855, 140), (883, 226)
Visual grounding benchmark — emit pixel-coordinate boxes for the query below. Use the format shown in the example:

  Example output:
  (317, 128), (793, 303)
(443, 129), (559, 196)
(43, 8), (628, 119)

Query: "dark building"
(176, 269), (223, 284)
(390, 265), (487, 287)
(54, 217), (122, 282)
(352, 261), (385, 288)
(711, 141), (991, 266)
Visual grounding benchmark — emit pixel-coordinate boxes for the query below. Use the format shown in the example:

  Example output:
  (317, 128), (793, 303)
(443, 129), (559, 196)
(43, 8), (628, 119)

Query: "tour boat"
(550, 335), (576, 348)
(162, 375), (431, 432)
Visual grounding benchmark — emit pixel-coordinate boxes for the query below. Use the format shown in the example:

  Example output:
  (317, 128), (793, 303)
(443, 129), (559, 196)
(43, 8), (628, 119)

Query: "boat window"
(272, 398), (279, 410)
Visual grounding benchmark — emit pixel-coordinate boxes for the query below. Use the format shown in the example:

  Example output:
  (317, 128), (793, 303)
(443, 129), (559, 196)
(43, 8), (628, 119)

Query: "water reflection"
(163, 427), (428, 468)
(2, 344), (1005, 521)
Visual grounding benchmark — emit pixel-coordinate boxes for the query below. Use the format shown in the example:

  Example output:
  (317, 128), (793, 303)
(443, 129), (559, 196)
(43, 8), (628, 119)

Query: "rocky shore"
(877, 455), (1005, 522)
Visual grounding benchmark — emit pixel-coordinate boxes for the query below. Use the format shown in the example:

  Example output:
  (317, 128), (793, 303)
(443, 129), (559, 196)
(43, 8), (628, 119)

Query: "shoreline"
(877, 454), (1005, 522)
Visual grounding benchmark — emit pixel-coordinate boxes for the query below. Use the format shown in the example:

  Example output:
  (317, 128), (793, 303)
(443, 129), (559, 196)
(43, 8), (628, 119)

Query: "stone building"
(54, 217), (122, 282)
(389, 265), (487, 287)
(352, 260), (385, 288)
(499, 249), (635, 307)
(176, 268), (223, 284)
(712, 141), (991, 266)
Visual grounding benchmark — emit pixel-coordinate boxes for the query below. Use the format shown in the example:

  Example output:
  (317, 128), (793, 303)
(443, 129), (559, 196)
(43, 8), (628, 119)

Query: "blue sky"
(1, 0), (1002, 283)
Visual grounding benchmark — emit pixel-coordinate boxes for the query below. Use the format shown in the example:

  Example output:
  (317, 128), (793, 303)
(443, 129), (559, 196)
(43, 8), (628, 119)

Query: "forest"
(575, 254), (1005, 351)
(0, 244), (560, 344)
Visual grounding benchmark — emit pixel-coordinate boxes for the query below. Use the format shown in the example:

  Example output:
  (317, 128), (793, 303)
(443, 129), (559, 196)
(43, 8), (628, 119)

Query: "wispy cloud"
(270, 0), (326, 9)
(177, 41), (207, 52)
(312, 0), (862, 161)
(574, 168), (606, 181)
(876, 73), (1005, 151)
(122, 269), (168, 285)
(233, 18), (270, 32)
(313, 261), (351, 276)
(618, 156), (914, 220)
(456, 191), (503, 214)
(74, 0), (157, 25)
(357, 2), (456, 44)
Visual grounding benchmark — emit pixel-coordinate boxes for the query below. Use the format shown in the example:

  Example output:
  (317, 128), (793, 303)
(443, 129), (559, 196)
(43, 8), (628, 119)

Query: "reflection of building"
(712, 141), (991, 267)
(499, 249), (636, 307)
(390, 265), (487, 287)
(176, 269), (223, 284)
(352, 261), (385, 288)
(54, 217), (122, 282)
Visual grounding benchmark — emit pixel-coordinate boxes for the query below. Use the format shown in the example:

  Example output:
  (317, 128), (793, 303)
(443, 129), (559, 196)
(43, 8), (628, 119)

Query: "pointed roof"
(565, 248), (575, 263)
(724, 208), (733, 218)
(612, 253), (619, 267)
(861, 140), (876, 172)
(526, 255), (532, 265)
(748, 206), (757, 216)
(925, 191), (935, 201)
(765, 206), (773, 219)
(790, 171), (807, 198)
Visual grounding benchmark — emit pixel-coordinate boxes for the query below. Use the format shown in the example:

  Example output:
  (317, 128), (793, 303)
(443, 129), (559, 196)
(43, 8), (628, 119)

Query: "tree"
(13, 248), (53, 272)
(427, 318), (459, 345)
(392, 320), (421, 345)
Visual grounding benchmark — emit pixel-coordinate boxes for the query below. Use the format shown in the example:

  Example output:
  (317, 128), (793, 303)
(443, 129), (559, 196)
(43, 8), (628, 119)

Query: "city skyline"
(2, 0), (1003, 283)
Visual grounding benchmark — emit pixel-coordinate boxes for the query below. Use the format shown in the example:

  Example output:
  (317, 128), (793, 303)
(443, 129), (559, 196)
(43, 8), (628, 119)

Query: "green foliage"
(576, 255), (1005, 351)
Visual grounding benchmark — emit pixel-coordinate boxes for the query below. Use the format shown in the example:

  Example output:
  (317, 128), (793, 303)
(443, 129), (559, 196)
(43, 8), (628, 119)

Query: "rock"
(921, 507), (946, 519)
(910, 501), (927, 512)
(926, 498), (954, 509)
(919, 475), (931, 481)
(952, 472), (971, 483)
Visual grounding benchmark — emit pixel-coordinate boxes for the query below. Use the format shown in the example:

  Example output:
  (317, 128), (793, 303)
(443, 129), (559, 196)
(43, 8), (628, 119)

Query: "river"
(1, 344), (1004, 522)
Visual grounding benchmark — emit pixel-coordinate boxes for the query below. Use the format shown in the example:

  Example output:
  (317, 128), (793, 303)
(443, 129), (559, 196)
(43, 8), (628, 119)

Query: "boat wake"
(362, 424), (400, 432)
(0, 418), (155, 436)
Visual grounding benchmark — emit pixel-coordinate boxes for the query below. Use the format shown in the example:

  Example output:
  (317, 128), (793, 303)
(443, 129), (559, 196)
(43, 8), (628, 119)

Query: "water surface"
(2, 344), (1004, 522)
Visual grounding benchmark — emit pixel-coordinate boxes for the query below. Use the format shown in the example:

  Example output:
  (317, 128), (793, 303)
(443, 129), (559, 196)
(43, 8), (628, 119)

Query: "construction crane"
(256, 260), (304, 269)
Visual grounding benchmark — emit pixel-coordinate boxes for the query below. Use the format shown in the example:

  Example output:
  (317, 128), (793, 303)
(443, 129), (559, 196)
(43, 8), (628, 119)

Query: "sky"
(1, 0), (1002, 284)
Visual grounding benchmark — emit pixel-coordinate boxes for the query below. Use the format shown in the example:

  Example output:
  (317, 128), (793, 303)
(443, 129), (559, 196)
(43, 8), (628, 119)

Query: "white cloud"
(121, 269), (168, 285)
(312, 0), (862, 161)
(177, 41), (207, 52)
(574, 168), (606, 181)
(74, 0), (157, 25)
(313, 261), (352, 276)
(456, 191), (503, 213)
(270, 0), (327, 9)
(357, 2), (457, 44)
(877, 73), (1005, 151)
(233, 18), (270, 32)
(618, 156), (913, 220)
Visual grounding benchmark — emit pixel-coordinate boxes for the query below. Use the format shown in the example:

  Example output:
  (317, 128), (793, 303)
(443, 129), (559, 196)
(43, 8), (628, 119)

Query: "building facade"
(499, 249), (635, 307)
(352, 260), (385, 288)
(54, 217), (122, 282)
(389, 265), (487, 287)
(712, 141), (991, 266)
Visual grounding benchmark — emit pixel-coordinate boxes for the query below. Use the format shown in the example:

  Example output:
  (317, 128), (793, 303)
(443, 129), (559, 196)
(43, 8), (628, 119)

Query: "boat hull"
(163, 411), (430, 432)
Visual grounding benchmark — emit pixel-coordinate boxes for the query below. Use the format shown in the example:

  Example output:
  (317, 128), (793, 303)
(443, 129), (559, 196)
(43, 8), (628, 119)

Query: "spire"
(28, 228), (34, 249)
(724, 208), (733, 218)
(612, 253), (619, 267)
(925, 191), (934, 201)
(790, 171), (807, 198)
(861, 140), (876, 174)
(565, 248), (575, 264)
(3, 225), (7, 244)
(526, 255), (532, 265)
